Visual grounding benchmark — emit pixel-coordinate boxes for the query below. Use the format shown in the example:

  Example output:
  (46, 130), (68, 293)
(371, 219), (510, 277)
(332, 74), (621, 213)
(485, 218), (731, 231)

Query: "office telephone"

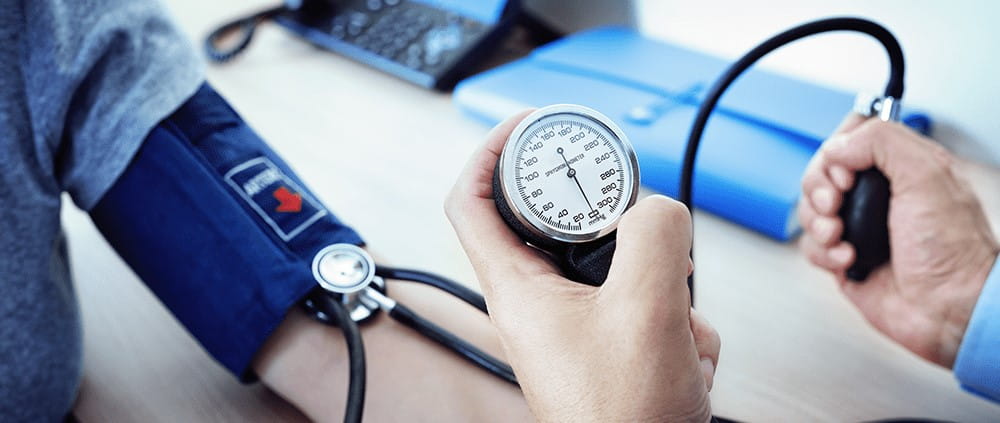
(206, 0), (521, 90)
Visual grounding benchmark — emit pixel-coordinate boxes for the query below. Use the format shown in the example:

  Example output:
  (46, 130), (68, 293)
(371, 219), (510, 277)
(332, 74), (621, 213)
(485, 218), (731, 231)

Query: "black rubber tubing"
(679, 17), (905, 291)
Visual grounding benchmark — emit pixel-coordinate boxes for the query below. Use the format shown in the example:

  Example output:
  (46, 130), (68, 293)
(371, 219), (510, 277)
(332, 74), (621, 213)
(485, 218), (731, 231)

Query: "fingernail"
(811, 188), (835, 213)
(813, 218), (834, 240)
(830, 166), (851, 190)
(830, 246), (852, 264)
(700, 358), (716, 390)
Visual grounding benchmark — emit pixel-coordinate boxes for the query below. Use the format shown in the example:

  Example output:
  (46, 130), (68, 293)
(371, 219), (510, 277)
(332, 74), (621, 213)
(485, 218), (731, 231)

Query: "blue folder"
(453, 27), (929, 241)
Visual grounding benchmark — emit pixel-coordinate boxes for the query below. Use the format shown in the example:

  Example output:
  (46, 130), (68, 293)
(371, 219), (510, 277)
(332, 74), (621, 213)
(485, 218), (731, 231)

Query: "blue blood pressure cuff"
(90, 84), (363, 381)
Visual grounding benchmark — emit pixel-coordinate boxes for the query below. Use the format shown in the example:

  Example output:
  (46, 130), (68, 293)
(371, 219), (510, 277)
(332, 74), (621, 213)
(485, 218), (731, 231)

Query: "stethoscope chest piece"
(313, 244), (375, 294)
(310, 243), (385, 323)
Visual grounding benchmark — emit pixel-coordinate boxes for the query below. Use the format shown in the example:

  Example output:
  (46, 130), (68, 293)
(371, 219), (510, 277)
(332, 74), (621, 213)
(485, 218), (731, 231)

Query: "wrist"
(940, 240), (999, 368)
(528, 388), (711, 423)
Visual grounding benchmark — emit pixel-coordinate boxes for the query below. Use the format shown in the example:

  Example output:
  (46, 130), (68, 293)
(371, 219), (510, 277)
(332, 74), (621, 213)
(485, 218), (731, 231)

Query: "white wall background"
(635, 0), (1000, 166)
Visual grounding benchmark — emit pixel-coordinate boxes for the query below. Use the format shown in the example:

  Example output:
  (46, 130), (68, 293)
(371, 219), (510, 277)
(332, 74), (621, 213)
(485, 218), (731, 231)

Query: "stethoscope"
(301, 17), (906, 423)
(302, 243), (516, 422)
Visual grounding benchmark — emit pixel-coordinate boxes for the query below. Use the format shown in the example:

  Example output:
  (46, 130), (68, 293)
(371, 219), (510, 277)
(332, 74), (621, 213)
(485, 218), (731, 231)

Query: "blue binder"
(453, 27), (929, 241)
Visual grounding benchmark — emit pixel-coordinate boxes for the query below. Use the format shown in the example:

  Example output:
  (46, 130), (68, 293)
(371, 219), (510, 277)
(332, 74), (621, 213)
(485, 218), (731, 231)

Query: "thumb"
(602, 195), (693, 312)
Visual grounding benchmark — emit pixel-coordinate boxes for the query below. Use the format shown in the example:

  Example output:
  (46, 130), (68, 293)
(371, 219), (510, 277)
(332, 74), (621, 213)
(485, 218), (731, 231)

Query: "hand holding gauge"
(448, 107), (716, 422)
(492, 104), (640, 285)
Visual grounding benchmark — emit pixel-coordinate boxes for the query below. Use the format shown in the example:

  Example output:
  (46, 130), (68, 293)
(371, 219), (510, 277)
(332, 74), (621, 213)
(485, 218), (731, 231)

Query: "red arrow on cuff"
(273, 186), (302, 213)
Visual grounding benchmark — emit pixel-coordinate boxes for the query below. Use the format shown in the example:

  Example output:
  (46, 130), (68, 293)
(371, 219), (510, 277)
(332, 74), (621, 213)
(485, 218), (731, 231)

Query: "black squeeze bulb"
(839, 167), (891, 281)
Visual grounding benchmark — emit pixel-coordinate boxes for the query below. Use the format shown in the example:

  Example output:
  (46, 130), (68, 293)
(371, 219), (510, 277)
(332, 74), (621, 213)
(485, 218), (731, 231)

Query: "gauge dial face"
(499, 105), (640, 244)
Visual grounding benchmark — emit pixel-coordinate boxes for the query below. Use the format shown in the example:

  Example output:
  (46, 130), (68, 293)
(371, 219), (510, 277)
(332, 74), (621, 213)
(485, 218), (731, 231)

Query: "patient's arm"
(253, 269), (532, 422)
(87, 83), (523, 420)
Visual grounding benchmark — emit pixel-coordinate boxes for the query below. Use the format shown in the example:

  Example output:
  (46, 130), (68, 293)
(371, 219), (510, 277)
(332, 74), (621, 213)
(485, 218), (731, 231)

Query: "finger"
(797, 199), (819, 237)
(828, 164), (854, 191)
(821, 120), (896, 172)
(690, 309), (720, 391)
(800, 235), (854, 274)
(604, 195), (693, 309)
(823, 119), (947, 186)
(801, 154), (844, 217)
(808, 215), (843, 247)
(800, 112), (866, 214)
(446, 109), (540, 257)
(811, 185), (841, 216)
(819, 113), (866, 192)
(801, 149), (832, 198)
(445, 110), (564, 297)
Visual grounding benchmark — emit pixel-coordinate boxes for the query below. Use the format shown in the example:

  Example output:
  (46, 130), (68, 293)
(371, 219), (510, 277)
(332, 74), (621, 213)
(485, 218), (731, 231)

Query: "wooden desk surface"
(65, 0), (1000, 421)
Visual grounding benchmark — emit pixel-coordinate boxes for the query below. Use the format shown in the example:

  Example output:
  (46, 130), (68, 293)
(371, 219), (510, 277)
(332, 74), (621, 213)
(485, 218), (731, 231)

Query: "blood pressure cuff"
(90, 83), (363, 381)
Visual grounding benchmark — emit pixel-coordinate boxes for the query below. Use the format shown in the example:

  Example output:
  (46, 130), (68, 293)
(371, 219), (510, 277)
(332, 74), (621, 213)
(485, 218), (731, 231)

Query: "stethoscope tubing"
(307, 291), (367, 423)
(374, 266), (517, 385)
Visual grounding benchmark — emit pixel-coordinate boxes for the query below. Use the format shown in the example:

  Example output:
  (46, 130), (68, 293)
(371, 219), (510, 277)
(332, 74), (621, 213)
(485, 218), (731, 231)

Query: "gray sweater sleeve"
(0, 1), (206, 420)
(20, 0), (205, 210)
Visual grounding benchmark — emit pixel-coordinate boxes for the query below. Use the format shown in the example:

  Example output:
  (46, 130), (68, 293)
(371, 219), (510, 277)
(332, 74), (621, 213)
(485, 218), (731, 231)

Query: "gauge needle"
(557, 147), (595, 211)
